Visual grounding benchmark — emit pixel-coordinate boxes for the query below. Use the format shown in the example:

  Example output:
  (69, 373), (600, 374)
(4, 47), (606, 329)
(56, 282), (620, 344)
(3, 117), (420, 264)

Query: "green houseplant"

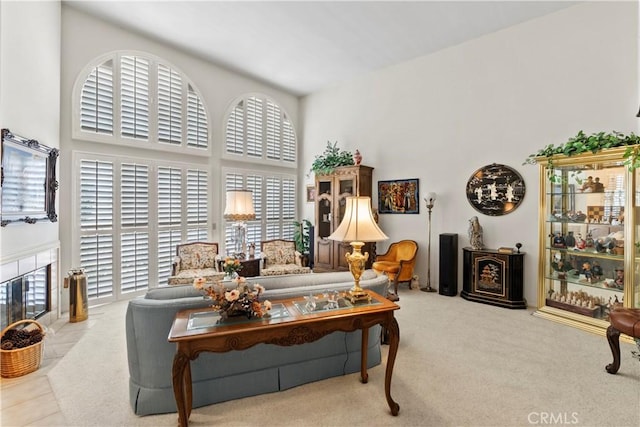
(309, 141), (354, 176)
(293, 219), (312, 266)
(524, 130), (640, 182)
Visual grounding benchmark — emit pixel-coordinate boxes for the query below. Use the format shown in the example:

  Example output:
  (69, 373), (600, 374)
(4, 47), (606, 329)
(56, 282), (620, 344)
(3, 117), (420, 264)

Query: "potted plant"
(293, 219), (312, 267)
(309, 141), (354, 176)
(523, 130), (640, 182)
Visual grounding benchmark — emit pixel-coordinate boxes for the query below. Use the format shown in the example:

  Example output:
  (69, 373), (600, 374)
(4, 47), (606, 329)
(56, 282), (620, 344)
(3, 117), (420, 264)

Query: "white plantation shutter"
(265, 177), (280, 239)
(81, 234), (114, 299)
(121, 163), (149, 227)
(245, 175), (263, 248)
(81, 60), (114, 134)
(77, 53), (208, 150)
(80, 160), (113, 230)
(120, 163), (149, 293)
(266, 100), (281, 160)
(121, 56), (150, 139)
(226, 101), (244, 154)
(281, 178), (295, 238)
(80, 160), (114, 299)
(187, 169), (208, 241)
(246, 97), (263, 158)
(282, 117), (296, 162)
(158, 167), (182, 226)
(187, 84), (208, 149)
(158, 64), (183, 145)
(158, 229), (181, 285)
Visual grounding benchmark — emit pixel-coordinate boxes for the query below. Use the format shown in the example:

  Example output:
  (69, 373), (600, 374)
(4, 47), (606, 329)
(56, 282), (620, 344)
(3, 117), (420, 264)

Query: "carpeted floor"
(47, 288), (640, 427)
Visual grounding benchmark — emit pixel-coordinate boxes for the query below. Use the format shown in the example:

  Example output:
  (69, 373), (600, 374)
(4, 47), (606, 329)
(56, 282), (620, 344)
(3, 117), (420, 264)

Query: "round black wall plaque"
(466, 163), (525, 216)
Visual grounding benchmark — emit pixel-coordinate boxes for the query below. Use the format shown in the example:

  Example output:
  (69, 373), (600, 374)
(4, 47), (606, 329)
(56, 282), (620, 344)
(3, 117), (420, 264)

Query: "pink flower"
(253, 283), (265, 294)
(225, 289), (240, 302)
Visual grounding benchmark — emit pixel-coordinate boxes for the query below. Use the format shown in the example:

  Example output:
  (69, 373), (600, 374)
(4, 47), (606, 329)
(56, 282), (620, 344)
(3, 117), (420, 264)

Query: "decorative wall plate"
(466, 163), (525, 216)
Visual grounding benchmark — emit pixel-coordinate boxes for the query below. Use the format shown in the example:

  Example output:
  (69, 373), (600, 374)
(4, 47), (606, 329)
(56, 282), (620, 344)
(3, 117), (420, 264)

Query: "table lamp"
(329, 196), (388, 302)
(224, 190), (256, 258)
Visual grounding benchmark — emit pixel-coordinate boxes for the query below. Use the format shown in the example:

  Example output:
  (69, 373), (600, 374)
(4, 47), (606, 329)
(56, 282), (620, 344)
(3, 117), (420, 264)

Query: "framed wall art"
(465, 164), (525, 216)
(306, 185), (316, 203)
(377, 178), (419, 214)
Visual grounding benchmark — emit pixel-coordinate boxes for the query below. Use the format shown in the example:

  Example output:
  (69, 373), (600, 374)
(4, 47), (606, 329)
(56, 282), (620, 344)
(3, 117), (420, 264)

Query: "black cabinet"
(461, 247), (526, 309)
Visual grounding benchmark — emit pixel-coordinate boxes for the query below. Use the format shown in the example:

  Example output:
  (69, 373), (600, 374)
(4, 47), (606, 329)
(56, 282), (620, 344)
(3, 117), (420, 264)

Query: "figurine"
(580, 176), (594, 192)
(552, 232), (566, 248)
(585, 232), (594, 248)
(468, 216), (484, 250)
(591, 261), (603, 281)
(593, 177), (604, 192)
(564, 231), (576, 247)
(574, 233), (586, 250)
(581, 262), (592, 282)
(353, 149), (362, 165)
(614, 268), (624, 289)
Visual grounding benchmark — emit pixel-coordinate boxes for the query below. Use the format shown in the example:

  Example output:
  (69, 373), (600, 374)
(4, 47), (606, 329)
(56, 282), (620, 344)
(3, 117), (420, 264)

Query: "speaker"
(308, 225), (315, 269)
(439, 233), (458, 296)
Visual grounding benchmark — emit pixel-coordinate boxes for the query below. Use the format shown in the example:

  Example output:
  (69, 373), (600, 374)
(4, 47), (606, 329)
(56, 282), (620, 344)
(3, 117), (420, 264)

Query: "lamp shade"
(328, 196), (388, 243)
(224, 190), (256, 221)
(426, 192), (437, 203)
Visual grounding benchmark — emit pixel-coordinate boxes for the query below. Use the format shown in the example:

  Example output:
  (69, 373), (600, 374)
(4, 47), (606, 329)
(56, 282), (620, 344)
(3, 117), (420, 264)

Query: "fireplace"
(1, 265), (50, 330)
(0, 246), (58, 330)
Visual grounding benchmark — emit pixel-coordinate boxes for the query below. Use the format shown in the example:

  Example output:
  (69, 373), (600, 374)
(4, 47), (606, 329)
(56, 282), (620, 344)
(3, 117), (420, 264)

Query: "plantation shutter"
(158, 64), (183, 145)
(79, 160), (114, 299)
(187, 84), (208, 149)
(245, 175), (263, 248)
(158, 167), (183, 285)
(281, 177), (296, 239)
(121, 163), (149, 293)
(266, 100), (281, 160)
(282, 117), (296, 162)
(225, 101), (244, 154)
(246, 97), (263, 158)
(80, 60), (114, 134)
(265, 177), (280, 239)
(121, 56), (150, 139)
(187, 169), (208, 242)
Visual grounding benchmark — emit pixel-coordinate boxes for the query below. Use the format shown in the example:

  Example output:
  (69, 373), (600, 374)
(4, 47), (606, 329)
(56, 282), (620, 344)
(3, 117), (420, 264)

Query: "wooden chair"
(605, 307), (640, 374)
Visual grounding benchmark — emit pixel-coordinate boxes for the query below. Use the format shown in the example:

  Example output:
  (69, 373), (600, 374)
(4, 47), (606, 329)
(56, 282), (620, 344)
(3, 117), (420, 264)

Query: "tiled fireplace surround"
(1, 244), (60, 329)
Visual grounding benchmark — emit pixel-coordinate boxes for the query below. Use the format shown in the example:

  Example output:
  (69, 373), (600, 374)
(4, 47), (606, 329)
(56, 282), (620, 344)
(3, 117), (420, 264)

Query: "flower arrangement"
(222, 257), (243, 276)
(194, 276), (271, 320)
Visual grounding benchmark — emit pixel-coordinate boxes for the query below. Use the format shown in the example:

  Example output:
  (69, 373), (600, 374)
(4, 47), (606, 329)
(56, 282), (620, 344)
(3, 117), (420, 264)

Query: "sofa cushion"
(262, 264), (311, 276)
(167, 268), (224, 285)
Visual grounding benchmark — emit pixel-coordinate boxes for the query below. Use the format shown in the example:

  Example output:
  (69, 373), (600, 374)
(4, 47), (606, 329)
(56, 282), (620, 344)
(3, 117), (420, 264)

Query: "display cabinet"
(536, 148), (640, 337)
(314, 165), (374, 271)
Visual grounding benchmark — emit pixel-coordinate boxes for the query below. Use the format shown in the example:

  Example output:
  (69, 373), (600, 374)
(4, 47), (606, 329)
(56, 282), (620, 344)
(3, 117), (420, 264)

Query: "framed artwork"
(306, 185), (316, 203)
(465, 163), (525, 216)
(377, 178), (419, 214)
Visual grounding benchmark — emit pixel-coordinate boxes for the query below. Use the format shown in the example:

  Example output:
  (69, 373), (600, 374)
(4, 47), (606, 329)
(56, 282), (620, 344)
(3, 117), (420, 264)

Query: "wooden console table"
(168, 290), (400, 427)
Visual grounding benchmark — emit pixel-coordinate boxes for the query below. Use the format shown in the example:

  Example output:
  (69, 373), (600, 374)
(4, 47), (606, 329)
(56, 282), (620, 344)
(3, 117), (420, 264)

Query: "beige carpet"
(47, 289), (640, 427)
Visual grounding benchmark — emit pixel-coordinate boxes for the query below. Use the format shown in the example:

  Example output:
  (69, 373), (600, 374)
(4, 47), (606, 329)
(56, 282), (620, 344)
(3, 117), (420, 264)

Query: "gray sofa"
(126, 270), (389, 416)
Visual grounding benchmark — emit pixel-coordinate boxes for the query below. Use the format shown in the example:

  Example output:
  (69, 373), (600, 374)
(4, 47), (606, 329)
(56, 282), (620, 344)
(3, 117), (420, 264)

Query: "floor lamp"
(224, 190), (256, 258)
(329, 196), (388, 303)
(421, 192), (437, 292)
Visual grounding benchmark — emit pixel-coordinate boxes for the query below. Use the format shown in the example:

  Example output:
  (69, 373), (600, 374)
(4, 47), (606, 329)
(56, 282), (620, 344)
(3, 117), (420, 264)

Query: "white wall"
(0, 1), (61, 260)
(58, 6), (299, 286)
(300, 2), (639, 306)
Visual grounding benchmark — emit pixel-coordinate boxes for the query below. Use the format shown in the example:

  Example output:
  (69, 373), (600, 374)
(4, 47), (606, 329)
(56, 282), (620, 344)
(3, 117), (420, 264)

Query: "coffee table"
(168, 289), (400, 427)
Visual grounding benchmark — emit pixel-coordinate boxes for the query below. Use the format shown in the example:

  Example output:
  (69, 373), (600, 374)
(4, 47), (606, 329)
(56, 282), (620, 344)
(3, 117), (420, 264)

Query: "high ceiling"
(65, 1), (578, 96)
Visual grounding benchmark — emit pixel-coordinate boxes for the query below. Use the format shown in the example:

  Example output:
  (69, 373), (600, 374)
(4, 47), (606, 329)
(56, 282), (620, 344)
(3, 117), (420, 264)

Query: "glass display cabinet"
(536, 147), (640, 337)
(314, 165), (374, 271)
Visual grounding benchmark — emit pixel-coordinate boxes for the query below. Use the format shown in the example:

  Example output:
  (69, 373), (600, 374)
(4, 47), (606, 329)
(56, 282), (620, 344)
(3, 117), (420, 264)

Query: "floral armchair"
(260, 239), (311, 276)
(168, 242), (223, 285)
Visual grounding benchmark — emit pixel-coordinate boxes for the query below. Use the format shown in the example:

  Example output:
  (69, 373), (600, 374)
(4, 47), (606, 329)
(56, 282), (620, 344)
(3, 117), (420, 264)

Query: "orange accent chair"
(372, 240), (418, 299)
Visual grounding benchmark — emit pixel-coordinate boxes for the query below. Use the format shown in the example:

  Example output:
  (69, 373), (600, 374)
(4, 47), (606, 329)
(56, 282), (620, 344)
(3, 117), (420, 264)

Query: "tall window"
(74, 52), (210, 302)
(76, 52), (208, 151)
(223, 94), (298, 256)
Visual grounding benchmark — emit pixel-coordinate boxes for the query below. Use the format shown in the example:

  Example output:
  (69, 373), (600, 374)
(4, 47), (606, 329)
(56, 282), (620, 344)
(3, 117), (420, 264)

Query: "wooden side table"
(218, 257), (261, 278)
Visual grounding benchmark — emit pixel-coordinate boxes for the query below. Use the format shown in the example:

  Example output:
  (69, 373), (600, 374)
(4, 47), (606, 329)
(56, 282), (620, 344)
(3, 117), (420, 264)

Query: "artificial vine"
(309, 141), (354, 176)
(523, 130), (640, 182)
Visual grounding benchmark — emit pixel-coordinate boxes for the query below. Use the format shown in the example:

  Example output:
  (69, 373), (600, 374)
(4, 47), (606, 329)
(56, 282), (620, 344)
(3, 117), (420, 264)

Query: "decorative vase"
(353, 149), (362, 165)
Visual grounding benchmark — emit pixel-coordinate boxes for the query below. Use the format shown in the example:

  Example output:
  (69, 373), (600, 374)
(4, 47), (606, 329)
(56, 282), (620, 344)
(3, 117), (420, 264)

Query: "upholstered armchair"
(168, 242), (223, 285)
(260, 239), (311, 276)
(372, 240), (419, 298)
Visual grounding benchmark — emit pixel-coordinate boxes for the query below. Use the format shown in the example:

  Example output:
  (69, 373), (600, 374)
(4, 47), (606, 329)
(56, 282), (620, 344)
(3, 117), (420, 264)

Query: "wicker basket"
(1, 319), (45, 378)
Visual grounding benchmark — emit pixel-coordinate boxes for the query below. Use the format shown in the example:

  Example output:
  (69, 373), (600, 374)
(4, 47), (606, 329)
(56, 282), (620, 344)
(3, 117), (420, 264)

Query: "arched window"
(225, 95), (296, 163)
(74, 52), (208, 151)
(222, 95), (298, 255)
(72, 52), (210, 304)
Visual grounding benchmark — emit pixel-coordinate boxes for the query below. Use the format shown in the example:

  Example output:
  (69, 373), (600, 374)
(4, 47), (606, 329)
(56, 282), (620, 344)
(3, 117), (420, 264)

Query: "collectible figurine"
(574, 233), (586, 250)
(552, 232), (566, 248)
(564, 231), (576, 247)
(581, 262), (592, 282)
(614, 268), (624, 289)
(591, 261), (603, 281)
